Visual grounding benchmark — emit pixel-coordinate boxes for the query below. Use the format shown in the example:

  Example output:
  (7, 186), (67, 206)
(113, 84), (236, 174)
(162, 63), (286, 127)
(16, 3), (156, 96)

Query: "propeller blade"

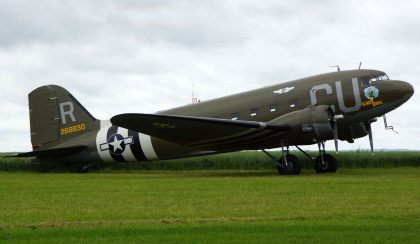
(332, 121), (339, 153)
(365, 122), (374, 155)
(327, 106), (343, 154)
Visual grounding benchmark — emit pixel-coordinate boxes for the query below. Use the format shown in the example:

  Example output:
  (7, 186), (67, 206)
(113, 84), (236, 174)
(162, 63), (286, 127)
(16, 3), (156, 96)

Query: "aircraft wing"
(111, 113), (290, 150)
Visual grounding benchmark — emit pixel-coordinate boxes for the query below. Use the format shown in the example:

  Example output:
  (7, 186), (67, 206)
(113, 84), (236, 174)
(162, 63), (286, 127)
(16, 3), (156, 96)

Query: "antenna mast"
(330, 65), (341, 71)
(192, 82), (200, 104)
(192, 83), (194, 103)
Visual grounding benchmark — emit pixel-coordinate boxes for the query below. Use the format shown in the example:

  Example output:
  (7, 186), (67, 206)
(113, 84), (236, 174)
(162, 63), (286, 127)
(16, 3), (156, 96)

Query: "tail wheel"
(277, 154), (301, 175)
(314, 154), (337, 173)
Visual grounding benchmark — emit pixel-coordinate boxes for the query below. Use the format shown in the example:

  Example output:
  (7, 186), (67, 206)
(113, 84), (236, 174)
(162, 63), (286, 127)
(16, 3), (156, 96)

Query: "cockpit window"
(361, 74), (389, 86)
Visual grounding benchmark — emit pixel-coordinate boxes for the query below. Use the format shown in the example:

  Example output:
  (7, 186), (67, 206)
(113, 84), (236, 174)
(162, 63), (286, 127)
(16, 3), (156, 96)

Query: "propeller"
(364, 118), (378, 156)
(327, 107), (344, 153)
(332, 121), (339, 153)
(364, 121), (374, 155)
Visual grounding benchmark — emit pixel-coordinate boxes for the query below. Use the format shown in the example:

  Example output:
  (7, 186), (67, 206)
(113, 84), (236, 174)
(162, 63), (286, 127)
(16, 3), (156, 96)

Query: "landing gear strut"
(294, 142), (338, 174)
(263, 141), (338, 175)
(262, 142), (301, 175)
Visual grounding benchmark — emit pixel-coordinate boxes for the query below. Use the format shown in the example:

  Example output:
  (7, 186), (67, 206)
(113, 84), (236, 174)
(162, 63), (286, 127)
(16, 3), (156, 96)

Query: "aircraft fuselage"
(23, 69), (414, 165)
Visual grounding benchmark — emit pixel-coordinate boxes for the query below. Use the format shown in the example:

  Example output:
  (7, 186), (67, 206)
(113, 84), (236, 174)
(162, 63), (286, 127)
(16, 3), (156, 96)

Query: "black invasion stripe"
(107, 126), (126, 162)
(128, 130), (148, 161)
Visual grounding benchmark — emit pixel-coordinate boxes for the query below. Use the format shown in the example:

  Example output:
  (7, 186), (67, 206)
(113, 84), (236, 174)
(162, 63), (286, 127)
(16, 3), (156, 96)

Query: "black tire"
(277, 154), (301, 175)
(314, 154), (337, 173)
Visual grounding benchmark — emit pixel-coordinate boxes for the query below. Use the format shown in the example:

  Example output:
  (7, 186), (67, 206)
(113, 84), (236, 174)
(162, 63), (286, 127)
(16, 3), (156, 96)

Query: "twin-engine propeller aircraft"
(11, 69), (414, 174)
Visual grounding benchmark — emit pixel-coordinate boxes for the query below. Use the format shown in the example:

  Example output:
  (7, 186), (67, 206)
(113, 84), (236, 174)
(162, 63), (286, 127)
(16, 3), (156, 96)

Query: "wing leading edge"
(111, 113), (290, 150)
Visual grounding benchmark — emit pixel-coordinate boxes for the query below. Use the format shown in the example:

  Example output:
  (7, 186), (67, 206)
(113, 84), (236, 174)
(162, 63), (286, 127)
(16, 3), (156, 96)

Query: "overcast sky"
(1, 0), (419, 152)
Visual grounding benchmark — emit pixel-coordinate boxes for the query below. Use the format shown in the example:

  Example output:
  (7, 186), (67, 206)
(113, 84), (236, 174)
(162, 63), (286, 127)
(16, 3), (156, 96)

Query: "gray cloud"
(0, 0), (419, 151)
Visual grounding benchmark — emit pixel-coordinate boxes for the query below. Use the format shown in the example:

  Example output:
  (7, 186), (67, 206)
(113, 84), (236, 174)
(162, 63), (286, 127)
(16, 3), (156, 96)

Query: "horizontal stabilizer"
(7, 145), (87, 158)
(111, 113), (289, 148)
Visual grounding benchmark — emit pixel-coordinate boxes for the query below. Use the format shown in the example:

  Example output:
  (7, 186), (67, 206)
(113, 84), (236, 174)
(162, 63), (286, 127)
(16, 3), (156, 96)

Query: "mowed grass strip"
(2, 220), (419, 243)
(0, 168), (419, 242)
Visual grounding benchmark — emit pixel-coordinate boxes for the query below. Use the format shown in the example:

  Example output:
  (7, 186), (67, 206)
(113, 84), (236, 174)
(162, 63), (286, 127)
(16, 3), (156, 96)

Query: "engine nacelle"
(337, 122), (369, 142)
(271, 105), (334, 143)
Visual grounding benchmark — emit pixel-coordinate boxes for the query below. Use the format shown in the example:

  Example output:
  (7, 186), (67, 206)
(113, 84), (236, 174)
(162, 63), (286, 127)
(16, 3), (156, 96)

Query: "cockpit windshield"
(360, 74), (389, 86)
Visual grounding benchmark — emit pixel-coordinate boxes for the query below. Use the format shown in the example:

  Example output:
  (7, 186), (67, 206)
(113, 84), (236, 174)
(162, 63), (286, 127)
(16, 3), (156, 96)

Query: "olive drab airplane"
(11, 69), (414, 174)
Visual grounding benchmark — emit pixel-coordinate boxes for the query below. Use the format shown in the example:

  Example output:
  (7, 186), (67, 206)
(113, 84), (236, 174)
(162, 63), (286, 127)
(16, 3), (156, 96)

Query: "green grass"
(0, 168), (419, 242)
(1, 151), (420, 172)
(2, 220), (418, 243)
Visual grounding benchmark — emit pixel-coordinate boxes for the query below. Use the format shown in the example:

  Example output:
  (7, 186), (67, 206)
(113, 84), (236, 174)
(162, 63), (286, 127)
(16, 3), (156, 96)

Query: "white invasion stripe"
(117, 127), (137, 162)
(101, 120), (112, 129)
(139, 133), (158, 160)
(96, 120), (113, 163)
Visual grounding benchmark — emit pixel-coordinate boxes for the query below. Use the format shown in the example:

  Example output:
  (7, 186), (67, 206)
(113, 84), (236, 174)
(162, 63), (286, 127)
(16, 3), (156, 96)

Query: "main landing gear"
(262, 140), (338, 175)
(262, 148), (301, 175)
(313, 141), (337, 173)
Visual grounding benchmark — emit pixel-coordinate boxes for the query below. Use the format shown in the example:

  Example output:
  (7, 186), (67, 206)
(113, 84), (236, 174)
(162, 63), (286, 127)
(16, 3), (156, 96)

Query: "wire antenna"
(330, 65), (340, 71)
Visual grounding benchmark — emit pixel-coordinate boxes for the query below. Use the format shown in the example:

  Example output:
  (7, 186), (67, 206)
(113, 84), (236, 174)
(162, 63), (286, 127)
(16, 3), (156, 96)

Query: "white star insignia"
(110, 136), (123, 152)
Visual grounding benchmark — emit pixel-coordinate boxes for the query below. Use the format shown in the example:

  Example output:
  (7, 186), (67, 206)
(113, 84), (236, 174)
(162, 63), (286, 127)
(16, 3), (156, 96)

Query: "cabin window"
(269, 103), (279, 112)
(360, 74), (390, 86)
(250, 108), (258, 117)
(361, 76), (371, 86)
(289, 99), (299, 108)
(231, 112), (239, 120)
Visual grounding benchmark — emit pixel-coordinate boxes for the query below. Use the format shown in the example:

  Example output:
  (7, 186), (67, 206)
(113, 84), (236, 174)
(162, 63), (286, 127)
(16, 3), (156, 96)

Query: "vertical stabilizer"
(29, 85), (99, 149)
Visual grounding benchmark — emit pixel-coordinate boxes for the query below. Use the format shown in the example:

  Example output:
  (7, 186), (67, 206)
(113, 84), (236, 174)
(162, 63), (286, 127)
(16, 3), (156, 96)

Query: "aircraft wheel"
(314, 154), (337, 173)
(277, 154), (301, 175)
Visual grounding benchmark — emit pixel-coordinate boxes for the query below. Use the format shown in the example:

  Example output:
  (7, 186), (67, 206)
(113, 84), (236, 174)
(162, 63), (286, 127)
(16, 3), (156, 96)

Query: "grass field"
(1, 151), (420, 172)
(0, 168), (419, 242)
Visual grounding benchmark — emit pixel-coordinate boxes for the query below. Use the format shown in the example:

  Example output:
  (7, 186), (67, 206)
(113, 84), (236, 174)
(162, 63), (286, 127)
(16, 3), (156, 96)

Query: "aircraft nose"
(386, 80), (414, 105)
(395, 80), (414, 99)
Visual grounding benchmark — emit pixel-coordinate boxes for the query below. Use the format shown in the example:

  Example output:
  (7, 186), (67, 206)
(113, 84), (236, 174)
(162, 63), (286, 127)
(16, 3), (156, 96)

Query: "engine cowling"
(337, 122), (369, 142)
(270, 105), (334, 143)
